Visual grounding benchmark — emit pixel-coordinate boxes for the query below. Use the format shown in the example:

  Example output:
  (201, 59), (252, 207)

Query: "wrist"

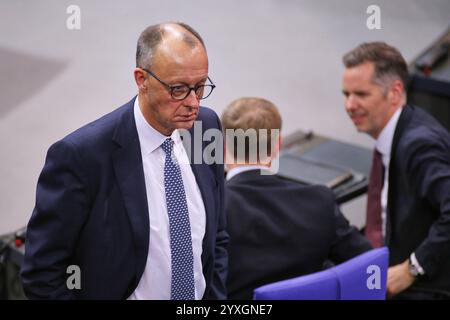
(408, 253), (425, 278)
(408, 258), (420, 277)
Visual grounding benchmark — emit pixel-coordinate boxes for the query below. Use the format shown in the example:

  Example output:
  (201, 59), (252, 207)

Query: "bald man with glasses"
(22, 22), (228, 300)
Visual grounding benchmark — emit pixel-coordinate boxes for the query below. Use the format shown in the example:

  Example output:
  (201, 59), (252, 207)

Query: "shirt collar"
(226, 165), (270, 181)
(134, 96), (182, 155)
(375, 107), (402, 158)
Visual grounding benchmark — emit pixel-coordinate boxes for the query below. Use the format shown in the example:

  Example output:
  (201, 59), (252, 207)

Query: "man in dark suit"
(221, 97), (372, 300)
(342, 42), (450, 299)
(21, 22), (228, 300)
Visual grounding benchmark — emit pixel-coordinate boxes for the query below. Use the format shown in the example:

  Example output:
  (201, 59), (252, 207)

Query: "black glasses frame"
(140, 68), (216, 100)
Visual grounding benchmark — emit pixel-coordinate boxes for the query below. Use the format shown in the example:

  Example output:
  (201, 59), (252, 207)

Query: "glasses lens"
(171, 85), (190, 100)
(198, 85), (214, 100)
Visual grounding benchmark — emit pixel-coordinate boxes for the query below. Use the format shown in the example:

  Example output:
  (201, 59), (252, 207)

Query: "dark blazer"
(225, 170), (372, 300)
(386, 105), (450, 294)
(21, 97), (228, 300)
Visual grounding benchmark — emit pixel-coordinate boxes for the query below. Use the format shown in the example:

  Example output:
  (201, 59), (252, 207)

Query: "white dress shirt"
(128, 97), (206, 300)
(226, 165), (270, 181)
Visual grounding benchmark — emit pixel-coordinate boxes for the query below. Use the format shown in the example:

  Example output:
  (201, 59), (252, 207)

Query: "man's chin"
(176, 120), (196, 130)
(353, 122), (366, 133)
(355, 125), (373, 137)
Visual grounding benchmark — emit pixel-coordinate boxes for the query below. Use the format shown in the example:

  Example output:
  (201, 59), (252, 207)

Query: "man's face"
(342, 62), (394, 139)
(140, 40), (209, 136)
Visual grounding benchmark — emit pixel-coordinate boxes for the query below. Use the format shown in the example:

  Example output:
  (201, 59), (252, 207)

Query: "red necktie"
(365, 149), (385, 248)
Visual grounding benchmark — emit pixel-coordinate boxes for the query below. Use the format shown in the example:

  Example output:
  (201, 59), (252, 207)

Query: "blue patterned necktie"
(161, 138), (195, 300)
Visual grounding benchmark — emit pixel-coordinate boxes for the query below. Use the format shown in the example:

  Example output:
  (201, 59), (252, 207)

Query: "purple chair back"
(253, 247), (389, 300)
(333, 247), (389, 300)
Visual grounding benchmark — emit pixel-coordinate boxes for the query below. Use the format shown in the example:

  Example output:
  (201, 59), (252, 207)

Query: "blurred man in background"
(342, 42), (450, 299)
(222, 97), (371, 299)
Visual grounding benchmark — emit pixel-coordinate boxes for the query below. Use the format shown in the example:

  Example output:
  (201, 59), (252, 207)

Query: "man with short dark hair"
(222, 97), (371, 300)
(22, 22), (228, 300)
(342, 42), (450, 299)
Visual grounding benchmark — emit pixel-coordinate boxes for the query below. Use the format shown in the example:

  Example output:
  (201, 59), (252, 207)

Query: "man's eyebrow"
(197, 77), (208, 84)
(174, 77), (208, 86)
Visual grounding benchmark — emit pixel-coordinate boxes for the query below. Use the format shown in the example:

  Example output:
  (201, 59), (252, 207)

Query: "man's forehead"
(153, 40), (207, 70)
(346, 62), (374, 75)
(344, 62), (376, 84)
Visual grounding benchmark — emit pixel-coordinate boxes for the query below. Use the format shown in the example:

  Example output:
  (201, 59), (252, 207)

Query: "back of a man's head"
(221, 97), (282, 164)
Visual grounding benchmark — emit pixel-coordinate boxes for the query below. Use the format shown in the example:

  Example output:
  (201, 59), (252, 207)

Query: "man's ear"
(134, 68), (147, 91)
(223, 140), (236, 172)
(223, 140), (230, 166)
(272, 133), (282, 158)
(389, 79), (404, 105)
(223, 140), (227, 160)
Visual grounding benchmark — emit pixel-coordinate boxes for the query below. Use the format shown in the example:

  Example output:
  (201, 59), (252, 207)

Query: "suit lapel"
(184, 122), (216, 267)
(191, 163), (215, 266)
(385, 105), (413, 245)
(112, 98), (150, 284)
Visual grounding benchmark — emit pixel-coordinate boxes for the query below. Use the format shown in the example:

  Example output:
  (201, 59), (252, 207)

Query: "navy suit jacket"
(21, 97), (228, 299)
(385, 105), (450, 294)
(225, 170), (372, 299)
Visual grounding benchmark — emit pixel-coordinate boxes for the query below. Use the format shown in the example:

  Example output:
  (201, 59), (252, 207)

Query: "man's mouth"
(349, 113), (366, 124)
(178, 113), (198, 121)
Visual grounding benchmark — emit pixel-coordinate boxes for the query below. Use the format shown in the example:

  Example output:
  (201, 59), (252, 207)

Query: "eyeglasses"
(141, 68), (216, 100)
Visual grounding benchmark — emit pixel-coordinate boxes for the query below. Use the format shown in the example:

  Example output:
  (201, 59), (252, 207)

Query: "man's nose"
(345, 95), (357, 112)
(184, 89), (200, 108)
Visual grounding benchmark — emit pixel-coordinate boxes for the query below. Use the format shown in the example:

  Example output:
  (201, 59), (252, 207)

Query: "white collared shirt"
(226, 165), (271, 181)
(128, 96), (206, 300)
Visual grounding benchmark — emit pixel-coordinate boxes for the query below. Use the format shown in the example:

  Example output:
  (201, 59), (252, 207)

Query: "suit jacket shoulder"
(225, 171), (370, 299)
(396, 105), (450, 156)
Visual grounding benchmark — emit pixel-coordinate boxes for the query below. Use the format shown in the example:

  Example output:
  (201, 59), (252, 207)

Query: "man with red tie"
(342, 42), (450, 299)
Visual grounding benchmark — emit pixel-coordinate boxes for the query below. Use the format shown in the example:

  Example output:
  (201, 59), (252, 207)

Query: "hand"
(387, 259), (416, 297)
